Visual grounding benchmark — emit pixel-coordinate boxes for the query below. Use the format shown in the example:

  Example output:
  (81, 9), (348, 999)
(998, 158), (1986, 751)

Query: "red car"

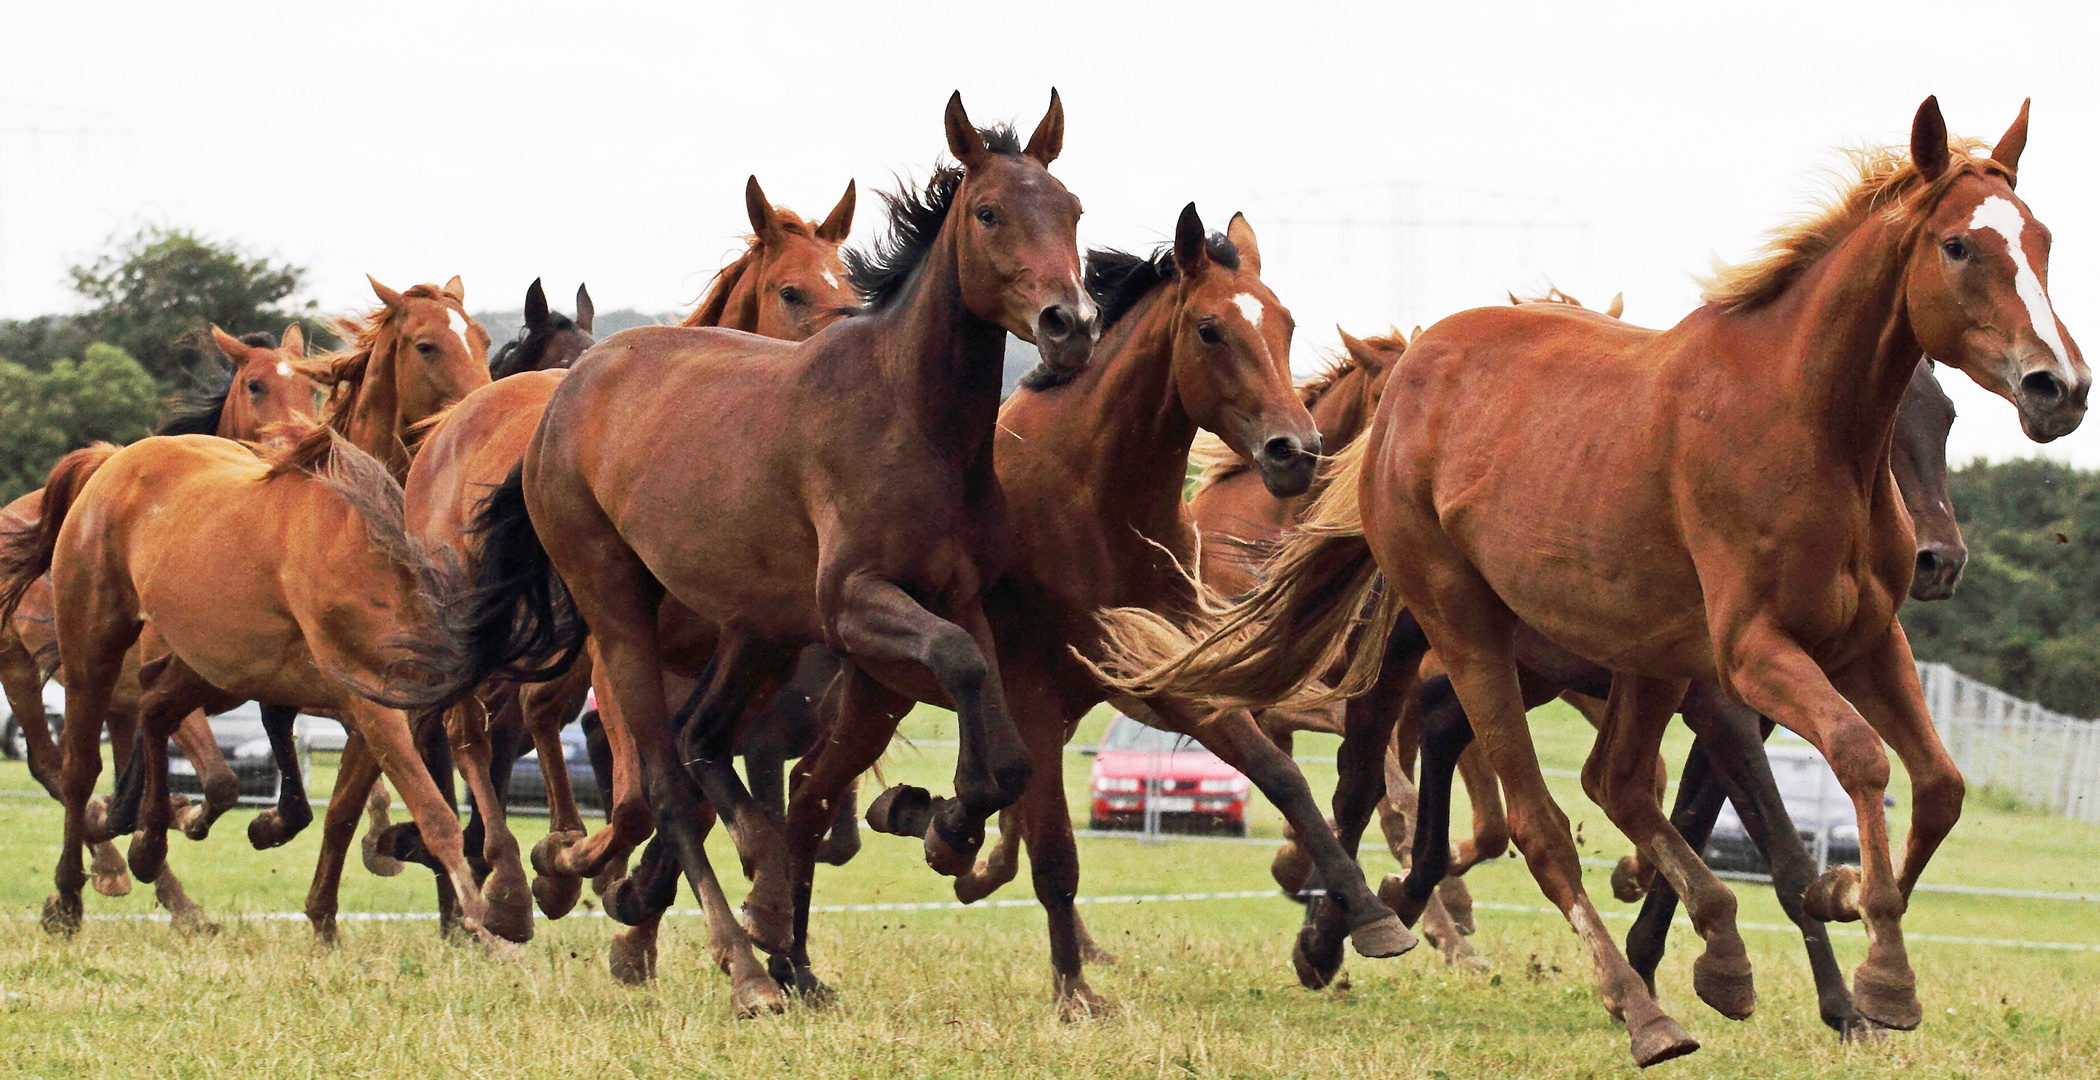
(1087, 715), (1250, 836)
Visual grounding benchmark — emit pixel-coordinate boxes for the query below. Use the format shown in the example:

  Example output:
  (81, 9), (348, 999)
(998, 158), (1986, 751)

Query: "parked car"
(1087, 714), (1249, 836)
(1701, 741), (1864, 874)
(167, 702), (317, 804)
(1, 682), (65, 761)
(507, 719), (603, 812)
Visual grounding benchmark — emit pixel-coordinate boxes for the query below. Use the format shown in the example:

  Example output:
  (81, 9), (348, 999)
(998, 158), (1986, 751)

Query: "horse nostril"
(1038, 305), (1073, 341)
(1916, 550), (1940, 579)
(1262, 436), (1302, 462)
(2022, 370), (2067, 404)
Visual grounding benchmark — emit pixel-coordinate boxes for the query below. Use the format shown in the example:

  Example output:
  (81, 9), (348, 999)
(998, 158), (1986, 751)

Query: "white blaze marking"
(1231, 293), (1263, 328)
(821, 270), (839, 290)
(276, 361), (291, 377)
(446, 308), (474, 356)
(1969, 195), (2071, 368)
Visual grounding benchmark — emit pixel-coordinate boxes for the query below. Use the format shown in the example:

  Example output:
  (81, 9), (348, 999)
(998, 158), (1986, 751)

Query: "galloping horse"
(452, 91), (1096, 1009)
(1095, 99), (2082, 1065)
(0, 427), (489, 943)
(387, 178), (861, 963)
(0, 326), (317, 929)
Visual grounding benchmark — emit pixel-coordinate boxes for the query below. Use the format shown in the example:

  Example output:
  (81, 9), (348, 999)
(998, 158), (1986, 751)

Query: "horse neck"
(1737, 213), (1923, 479)
(1308, 373), (1370, 449)
(685, 250), (759, 330)
(874, 222), (1008, 460)
(212, 372), (249, 441)
(1053, 288), (1199, 517)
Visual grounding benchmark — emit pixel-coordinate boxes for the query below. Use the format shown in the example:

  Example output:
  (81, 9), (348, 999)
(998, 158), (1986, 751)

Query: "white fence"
(1917, 661), (2100, 825)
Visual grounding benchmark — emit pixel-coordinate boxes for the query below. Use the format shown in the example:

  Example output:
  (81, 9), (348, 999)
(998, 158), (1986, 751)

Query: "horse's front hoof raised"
(532, 870), (583, 920)
(922, 821), (980, 878)
(1692, 949), (1756, 1020)
(1803, 865), (1863, 922)
(1627, 1012), (1700, 1068)
(361, 824), (405, 877)
(1348, 910), (1418, 959)
(863, 784), (935, 837)
(247, 810), (301, 850)
(1612, 854), (1649, 903)
(126, 829), (168, 884)
(89, 842), (133, 898)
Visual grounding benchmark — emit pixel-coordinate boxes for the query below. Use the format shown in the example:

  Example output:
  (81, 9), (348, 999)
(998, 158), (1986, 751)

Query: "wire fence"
(1918, 661), (2100, 825)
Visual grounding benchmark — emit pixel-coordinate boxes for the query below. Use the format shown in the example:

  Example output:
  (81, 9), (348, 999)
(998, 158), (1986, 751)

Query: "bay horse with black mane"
(1095, 99), (2082, 1065)
(0, 325), (318, 930)
(489, 279), (595, 378)
(450, 91), (1096, 1007)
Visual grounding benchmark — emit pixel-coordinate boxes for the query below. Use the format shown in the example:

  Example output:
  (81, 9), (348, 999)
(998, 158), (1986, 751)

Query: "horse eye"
(1942, 237), (1971, 261)
(247, 379), (266, 395)
(976, 206), (998, 226)
(1197, 323), (1222, 346)
(416, 341), (437, 355)
(779, 285), (805, 305)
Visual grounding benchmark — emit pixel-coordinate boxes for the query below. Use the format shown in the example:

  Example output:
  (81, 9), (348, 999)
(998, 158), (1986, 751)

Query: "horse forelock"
(1702, 137), (2011, 311)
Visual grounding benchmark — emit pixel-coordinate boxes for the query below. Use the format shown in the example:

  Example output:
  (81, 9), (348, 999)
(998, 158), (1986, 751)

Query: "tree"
(0, 344), (160, 504)
(68, 226), (317, 385)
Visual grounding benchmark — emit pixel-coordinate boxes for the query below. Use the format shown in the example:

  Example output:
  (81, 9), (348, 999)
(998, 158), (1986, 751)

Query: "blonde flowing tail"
(1088, 435), (1400, 710)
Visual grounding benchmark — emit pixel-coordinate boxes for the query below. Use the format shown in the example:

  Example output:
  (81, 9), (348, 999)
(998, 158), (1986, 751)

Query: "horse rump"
(0, 443), (120, 620)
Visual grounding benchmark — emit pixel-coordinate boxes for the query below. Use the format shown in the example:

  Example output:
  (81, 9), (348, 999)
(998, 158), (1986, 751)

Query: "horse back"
(405, 369), (566, 558)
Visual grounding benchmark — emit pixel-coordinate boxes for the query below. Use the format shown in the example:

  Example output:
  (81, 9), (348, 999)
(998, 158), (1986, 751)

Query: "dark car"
(507, 720), (602, 812)
(167, 702), (316, 804)
(1701, 741), (1863, 874)
(1087, 715), (1249, 836)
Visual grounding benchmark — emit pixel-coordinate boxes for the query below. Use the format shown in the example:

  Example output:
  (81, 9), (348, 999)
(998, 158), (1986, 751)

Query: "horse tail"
(1088, 434), (1401, 709)
(440, 463), (589, 703)
(0, 444), (120, 622)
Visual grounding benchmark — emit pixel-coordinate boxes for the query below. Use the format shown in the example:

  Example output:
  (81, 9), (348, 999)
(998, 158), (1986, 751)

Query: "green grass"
(0, 701), (2095, 1078)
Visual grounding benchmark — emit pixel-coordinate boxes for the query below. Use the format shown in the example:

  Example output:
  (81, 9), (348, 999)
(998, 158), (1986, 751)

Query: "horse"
(379, 178), (863, 968)
(1092, 98), (2082, 1066)
(0, 427), (492, 943)
(0, 326), (318, 929)
(449, 90), (1096, 1008)
(489, 279), (595, 378)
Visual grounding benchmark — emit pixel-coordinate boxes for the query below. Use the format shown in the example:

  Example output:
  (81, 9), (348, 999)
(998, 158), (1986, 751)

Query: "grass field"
(0, 702), (2095, 1079)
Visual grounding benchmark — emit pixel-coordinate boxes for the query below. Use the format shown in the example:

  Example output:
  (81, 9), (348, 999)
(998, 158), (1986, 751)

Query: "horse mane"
(1701, 138), (2007, 311)
(156, 330), (280, 437)
(261, 424), (469, 709)
(683, 247), (758, 328)
(299, 284), (462, 438)
(1084, 235), (1241, 332)
(844, 124), (1023, 311)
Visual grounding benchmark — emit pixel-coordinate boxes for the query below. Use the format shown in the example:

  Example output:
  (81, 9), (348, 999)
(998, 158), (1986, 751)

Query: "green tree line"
(0, 226), (319, 504)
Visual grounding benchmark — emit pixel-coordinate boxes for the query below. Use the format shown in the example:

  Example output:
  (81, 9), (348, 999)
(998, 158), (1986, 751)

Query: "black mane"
(1084, 234), (1241, 333)
(490, 311), (581, 379)
(156, 330), (278, 437)
(844, 124), (1022, 312)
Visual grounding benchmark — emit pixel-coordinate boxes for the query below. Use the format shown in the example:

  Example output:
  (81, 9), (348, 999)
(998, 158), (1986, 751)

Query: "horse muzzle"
(1255, 431), (1323, 498)
(1034, 299), (1098, 373)
(1910, 542), (1966, 602)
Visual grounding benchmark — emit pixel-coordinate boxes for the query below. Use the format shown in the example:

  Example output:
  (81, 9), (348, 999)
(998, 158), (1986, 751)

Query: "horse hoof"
(1054, 975), (1111, 1020)
(1438, 875), (1477, 936)
(922, 822), (979, 878)
(740, 889), (793, 956)
(1692, 950), (1756, 1020)
(1612, 854), (1648, 903)
(127, 830), (168, 884)
(731, 973), (789, 1019)
(1291, 923), (1344, 990)
(1271, 841), (1313, 899)
(1804, 866), (1863, 922)
(1349, 911), (1419, 959)
(482, 896), (535, 945)
(89, 843), (133, 897)
(863, 784), (935, 837)
(171, 910), (221, 937)
(953, 873), (1000, 905)
(176, 803), (215, 842)
(361, 826), (404, 877)
(813, 827), (861, 867)
(532, 871), (583, 920)
(606, 876), (660, 927)
(529, 831), (584, 878)
(41, 893), (82, 937)
(248, 811), (293, 850)
(1627, 1012), (1700, 1068)
(1852, 964), (1922, 1031)
(608, 929), (658, 985)
(591, 855), (629, 899)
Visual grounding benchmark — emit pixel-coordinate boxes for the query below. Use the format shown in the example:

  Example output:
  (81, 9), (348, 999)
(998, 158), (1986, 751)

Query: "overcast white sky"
(3, 1), (2097, 465)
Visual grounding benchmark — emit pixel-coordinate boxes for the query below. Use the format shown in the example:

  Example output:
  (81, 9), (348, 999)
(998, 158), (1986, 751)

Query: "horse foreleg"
(448, 697), (532, 943)
(306, 732), (382, 944)
(0, 633), (61, 796)
(953, 806), (1023, 904)
(170, 708), (237, 841)
(541, 640), (651, 883)
(126, 660), (217, 887)
(517, 664), (590, 918)
(247, 703), (313, 850)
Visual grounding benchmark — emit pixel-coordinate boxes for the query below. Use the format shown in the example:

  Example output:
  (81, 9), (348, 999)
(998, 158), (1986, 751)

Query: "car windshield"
(1099, 717), (1201, 754)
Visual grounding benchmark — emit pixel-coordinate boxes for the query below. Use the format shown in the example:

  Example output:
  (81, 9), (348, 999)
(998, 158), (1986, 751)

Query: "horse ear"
(442, 275), (466, 304)
(944, 91), (986, 165)
(1226, 213), (1261, 277)
(210, 324), (248, 364)
(817, 179), (856, 243)
(1994, 97), (2031, 183)
(280, 322), (305, 357)
(368, 275), (405, 312)
(1606, 292), (1625, 319)
(1911, 95), (1951, 181)
(1336, 327), (1383, 373)
(1507, 291), (1523, 306)
(1023, 88), (1065, 165)
(745, 175), (783, 242)
(574, 284), (594, 333)
(1173, 202), (1209, 278)
(524, 278), (550, 330)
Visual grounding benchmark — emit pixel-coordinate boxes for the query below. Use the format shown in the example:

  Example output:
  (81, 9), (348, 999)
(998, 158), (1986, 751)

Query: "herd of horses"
(0, 91), (2081, 1067)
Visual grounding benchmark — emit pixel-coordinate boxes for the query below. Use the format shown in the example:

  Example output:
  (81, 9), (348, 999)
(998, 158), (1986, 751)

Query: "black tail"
(440, 464), (589, 704)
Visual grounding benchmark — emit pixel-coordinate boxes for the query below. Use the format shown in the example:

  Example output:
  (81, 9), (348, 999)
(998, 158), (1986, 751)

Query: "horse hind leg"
(170, 708), (239, 842)
(515, 668), (590, 919)
(306, 731), (381, 944)
(953, 806), (1022, 904)
(447, 696), (533, 943)
(247, 703), (313, 849)
(360, 778), (403, 876)
(124, 658), (219, 887)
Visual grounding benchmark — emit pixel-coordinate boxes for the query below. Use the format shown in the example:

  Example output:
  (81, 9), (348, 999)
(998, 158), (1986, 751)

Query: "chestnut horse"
(0, 326), (318, 928)
(378, 179), (862, 964)
(0, 430), (488, 942)
(1095, 99), (2082, 1065)
(450, 91), (1096, 1007)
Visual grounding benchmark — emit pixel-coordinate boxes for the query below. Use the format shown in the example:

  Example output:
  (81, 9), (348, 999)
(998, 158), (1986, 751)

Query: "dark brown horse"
(452, 91), (1096, 1008)
(1095, 99), (2082, 1065)
(489, 279), (595, 377)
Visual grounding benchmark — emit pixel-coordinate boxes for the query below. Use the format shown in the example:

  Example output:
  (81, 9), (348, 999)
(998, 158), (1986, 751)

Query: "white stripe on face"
(446, 308), (474, 357)
(1231, 293), (1263, 329)
(821, 270), (839, 290)
(1969, 195), (2071, 368)
(276, 361), (291, 377)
